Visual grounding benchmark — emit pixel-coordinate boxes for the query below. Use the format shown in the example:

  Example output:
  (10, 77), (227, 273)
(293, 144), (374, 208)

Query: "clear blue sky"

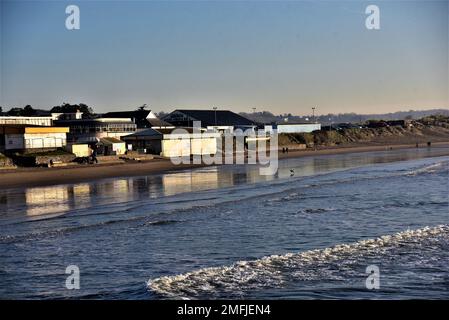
(0, 0), (447, 115)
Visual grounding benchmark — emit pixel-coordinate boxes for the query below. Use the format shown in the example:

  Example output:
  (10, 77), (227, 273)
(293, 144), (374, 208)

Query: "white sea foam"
(406, 161), (447, 176)
(148, 225), (449, 298)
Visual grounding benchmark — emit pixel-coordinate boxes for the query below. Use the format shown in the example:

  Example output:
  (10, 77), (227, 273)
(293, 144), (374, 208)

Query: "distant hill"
(240, 109), (449, 125)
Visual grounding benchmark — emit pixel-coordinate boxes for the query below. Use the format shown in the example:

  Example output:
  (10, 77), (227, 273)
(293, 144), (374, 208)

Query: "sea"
(0, 146), (448, 299)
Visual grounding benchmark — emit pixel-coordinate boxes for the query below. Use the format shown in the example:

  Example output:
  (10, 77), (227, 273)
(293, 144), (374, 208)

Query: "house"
(163, 109), (257, 133)
(0, 124), (69, 153)
(54, 118), (137, 144)
(264, 122), (321, 134)
(122, 128), (221, 157)
(102, 110), (174, 129)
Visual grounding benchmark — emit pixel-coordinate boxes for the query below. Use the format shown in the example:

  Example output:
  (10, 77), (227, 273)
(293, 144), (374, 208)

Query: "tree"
(6, 107), (24, 116)
(50, 103), (94, 118)
(137, 104), (148, 111)
(23, 105), (36, 116)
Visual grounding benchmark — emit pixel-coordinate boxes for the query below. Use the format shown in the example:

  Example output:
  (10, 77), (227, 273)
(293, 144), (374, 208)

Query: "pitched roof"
(172, 109), (256, 127)
(99, 137), (124, 145)
(147, 117), (174, 127)
(123, 128), (163, 138)
(102, 110), (149, 118)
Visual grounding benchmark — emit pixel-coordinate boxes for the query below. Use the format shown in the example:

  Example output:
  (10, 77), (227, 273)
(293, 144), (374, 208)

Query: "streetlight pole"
(213, 106), (217, 127)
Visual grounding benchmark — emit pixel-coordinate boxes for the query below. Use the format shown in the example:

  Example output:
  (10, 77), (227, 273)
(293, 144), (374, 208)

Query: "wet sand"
(1, 142), (448, 189)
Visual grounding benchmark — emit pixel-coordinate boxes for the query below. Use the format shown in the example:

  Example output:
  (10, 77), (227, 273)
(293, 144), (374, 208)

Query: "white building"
(122, 128), (221, 157)
(264, 123), (321, 134)
(0, 125), (69, 152)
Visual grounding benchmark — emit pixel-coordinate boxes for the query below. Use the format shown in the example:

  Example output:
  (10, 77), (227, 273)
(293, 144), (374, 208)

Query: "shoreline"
(1, 141), (448, 189)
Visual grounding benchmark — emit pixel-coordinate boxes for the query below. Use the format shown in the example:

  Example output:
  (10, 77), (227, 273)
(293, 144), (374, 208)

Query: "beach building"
(54, 118), (137, 144)
(264, 122), (321, 134)
(122, 128), (220, 157)
(0, 124), (69, 152)
(98, 137), (127, 155)
(163, 109), (257, 133)
(102, 110), (174, 129)
(0, 111), (85, 127)
(0, 116), (55, 126)
(66, 144), (91, 157)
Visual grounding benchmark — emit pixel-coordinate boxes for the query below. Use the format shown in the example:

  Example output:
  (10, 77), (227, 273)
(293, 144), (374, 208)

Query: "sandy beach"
(1, 141), (448, 189)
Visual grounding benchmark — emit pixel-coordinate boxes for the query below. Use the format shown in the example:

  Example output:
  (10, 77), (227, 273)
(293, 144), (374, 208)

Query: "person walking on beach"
(91, 147), (98, 164)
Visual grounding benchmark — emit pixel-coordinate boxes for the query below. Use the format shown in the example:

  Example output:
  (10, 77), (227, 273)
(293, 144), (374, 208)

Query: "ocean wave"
(148, 225), (449, 299)
(406, 161), (448, 176)
(143, 219), (181, 226)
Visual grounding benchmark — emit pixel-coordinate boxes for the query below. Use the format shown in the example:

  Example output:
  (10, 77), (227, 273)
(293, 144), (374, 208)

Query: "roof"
(147, 118), (174, 127)
(122, 128), (163, 140)
(122, 127), (219, 140)
(99, 137), (125, 145)
(102, 110), (150, 119)
(102, 110), (172, 128)
(170, 109), (256, 127)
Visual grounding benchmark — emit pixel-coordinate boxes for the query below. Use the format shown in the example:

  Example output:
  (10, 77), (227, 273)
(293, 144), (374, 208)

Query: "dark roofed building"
(102, 110), (173, 129)
(163, 109), (257, 132)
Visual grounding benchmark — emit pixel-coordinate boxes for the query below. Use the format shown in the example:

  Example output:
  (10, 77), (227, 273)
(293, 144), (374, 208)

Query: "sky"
(0, 0), (448, 115)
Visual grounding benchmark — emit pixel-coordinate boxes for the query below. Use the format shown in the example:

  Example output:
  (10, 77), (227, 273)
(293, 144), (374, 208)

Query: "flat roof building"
(0, 125), (69, 152)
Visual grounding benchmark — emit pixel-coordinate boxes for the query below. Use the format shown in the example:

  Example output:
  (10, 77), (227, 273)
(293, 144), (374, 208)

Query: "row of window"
(69, 125), (136, 134)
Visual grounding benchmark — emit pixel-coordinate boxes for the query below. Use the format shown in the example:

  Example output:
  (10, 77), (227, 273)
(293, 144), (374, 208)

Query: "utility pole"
(312, 107), (316, 123)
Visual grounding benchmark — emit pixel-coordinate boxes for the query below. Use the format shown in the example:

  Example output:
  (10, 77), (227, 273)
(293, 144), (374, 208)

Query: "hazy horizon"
(1, 0), (448, 115)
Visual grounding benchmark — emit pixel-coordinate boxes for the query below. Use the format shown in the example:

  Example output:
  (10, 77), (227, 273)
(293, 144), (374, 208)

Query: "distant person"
(91, 148), (98, 164)
(427, 141), (432, 147)
(286, 147), (289, 153)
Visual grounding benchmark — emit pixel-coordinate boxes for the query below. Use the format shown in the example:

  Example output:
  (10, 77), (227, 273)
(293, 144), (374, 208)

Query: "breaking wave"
(406, 161), (447, 176)
(148, 225), (449, 299)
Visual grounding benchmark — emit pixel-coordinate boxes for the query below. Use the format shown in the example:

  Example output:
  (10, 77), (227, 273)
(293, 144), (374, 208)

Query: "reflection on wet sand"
(26, 186), (69, 217)
(162, 169), (220, 196)
(0, 147), (447, 222)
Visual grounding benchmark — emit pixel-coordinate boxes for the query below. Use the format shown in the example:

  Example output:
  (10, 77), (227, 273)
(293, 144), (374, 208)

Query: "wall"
(3, 133), (67, 151)
(191, 137), (217, 155)
(111, 142), (126, 155)
(162, 137), (218, 157)
(161, 139), (191, 157)
(66, 144), (90, 157)
(24, 133), (67, 149)
(4, 134), (24, 150)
